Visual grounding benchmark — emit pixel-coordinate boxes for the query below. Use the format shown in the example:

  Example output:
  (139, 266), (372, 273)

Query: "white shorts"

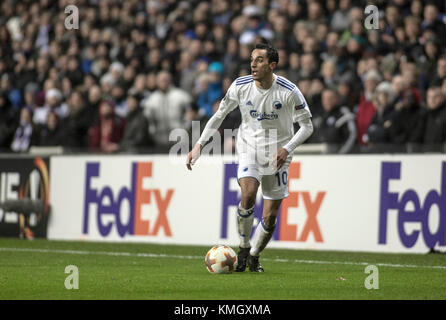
(237, 155), (291, 200)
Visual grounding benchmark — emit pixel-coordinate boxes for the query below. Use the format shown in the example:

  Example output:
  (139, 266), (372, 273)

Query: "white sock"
(237, 204), (254, 248)
(250, 218), (276, 257)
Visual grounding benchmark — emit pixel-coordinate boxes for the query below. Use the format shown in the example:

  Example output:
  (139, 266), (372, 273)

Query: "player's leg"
(248, 199), (282, 272)
(238, 176), (259, 249)
(235, 176), (259, 272)
(248, 164), (289, 272)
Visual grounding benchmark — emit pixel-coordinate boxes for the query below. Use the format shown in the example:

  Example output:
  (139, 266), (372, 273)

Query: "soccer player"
(186, 43), (313, 272)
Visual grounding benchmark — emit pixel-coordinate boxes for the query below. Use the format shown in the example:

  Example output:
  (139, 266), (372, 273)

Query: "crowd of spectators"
(0, 0), (446, 154)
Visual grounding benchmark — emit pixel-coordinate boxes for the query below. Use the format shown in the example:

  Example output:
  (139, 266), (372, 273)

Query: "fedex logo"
(221, 162), (325, 242)
(279, 162), (325, 242)
(83, 162), (173, 238)
(379, 162), (446, 248)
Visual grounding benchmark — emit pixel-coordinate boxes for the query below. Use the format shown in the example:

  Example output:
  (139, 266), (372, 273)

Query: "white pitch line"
(1, 247), (446, 270)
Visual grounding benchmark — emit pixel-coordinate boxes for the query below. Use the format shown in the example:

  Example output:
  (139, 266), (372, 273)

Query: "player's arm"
(274, 89), (314, 169)
(283, 117), (313, 152)
(186, 82), (239, 170)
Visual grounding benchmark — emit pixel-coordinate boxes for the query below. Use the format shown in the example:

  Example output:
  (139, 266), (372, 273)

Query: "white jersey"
(197, 74), (312, 174)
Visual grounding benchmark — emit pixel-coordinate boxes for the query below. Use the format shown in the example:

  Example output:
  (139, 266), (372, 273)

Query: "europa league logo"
(18, 158), (50, 239)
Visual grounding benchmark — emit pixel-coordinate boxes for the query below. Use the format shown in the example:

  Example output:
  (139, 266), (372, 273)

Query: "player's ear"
(269, 61), (277, 71)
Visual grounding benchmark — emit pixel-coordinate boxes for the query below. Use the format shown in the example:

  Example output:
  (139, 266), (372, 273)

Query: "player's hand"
(272, 148), (289, 170)
(186, 143), (203, 171)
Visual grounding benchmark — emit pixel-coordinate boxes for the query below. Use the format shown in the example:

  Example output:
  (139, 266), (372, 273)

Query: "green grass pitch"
(1, 238), (446, 300)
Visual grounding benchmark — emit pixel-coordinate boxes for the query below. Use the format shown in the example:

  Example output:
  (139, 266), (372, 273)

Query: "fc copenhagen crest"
(273, 101), (282, 110)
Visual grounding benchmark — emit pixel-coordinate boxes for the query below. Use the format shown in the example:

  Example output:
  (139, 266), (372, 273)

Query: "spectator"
(88, 100), (125, 153)
(297, 53), (319, 80)
(300, 77), (324, 119)
(271, 14), (289, 44)
(122, 66), (137, 92)
(197, 62), (224, 118)
(338, 80), (358, 110)
(321, 31), (341, 62)
(61, 77), (73, 101)
(63, 91), (91, 150)
(302, 36), (320, 55)
(143, 71), (192, 148)
(411, 0), (424, 19)
(178, 51), (197, 94)
(442, 78), (446, 98)
(392, 74), (409, 102)
(129, 73), (151, 101)
(287, 52), (300, 84)
(11, 107), (38, 152)
(320, 59), (340, 88)
(387, 88), (425, 147)
(396, 63), (423, 103)
(365, 82), (396, 149)
(111, 84), (127, 118)
(384, 4), (402, 40)
(33, 88), (68, 126)
(289, 21), (310, 52)
(276, 48), (290, 74)
(430, 55), (446, 86)
(0, 74), (21, 108)
(38, 111), (65, 146)
(312, 88), (356, 154)
(393, 0), (412, 17)
(356, 69), (381, 146)
(417, 39), (440, 88)
(304, 0), (327, 31)
(65, 56), (84, 87)
(330, 0), (351, 32)
(422, 86), (446, 151)
(0, 91), (18, 150)
(119, 94), (154, 153)
(422, 2), (446, 39)
(87, 85), (103, 125)
(22, 82), (40, 111)
(401, 16), (423, 61)
(222, 37), (240, 80)
(239, 5), (274, 45)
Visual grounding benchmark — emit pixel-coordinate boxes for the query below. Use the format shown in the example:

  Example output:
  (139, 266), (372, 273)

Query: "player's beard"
(252, 68), (273, 85)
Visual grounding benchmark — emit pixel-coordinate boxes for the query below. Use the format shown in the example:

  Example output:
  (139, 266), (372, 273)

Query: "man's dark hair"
(254, 42), (279, 64)
(322, 86), (339, 96)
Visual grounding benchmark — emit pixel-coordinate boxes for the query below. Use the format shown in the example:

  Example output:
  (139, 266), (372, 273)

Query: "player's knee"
(240, 194), (256, 209)
(240, 185), (258, 208)
(241, 192), (257, 208)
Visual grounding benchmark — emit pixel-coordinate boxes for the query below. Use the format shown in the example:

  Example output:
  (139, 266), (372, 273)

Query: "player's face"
(250, 49), (275, 81)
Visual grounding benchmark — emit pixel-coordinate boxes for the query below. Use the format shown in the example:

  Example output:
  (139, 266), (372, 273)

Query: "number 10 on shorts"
(275, 171), (288, 186)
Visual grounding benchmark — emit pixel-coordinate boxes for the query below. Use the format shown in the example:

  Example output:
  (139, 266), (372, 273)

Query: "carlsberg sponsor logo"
(249, 110), (278, 121)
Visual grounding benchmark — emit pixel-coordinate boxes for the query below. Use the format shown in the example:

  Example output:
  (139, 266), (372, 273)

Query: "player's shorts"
(237, 154), (291, 200)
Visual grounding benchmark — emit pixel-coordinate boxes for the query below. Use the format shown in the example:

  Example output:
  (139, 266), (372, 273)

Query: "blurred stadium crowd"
(0, 0), (446, 154)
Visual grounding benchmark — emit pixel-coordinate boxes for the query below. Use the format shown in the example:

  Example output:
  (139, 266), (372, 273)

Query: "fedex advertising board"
(48, 155), (446, 253)
(220, 155), (446, 253)
(49, 155), (224, 244)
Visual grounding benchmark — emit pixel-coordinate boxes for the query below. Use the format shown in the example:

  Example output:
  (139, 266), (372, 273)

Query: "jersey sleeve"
(289, 87), (312, 123)
(216, 81), (239, 117)
(196, 81), (239, 146)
